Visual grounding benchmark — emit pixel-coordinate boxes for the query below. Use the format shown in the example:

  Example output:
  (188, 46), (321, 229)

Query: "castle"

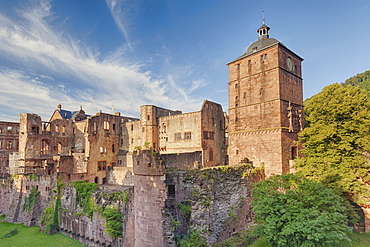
(2, 22), (303, 181)
(3, 22), (363, 247)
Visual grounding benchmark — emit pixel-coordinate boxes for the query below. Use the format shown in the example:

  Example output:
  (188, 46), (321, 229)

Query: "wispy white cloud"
(105, 0), (136, 52)
(0, 0), (203, 121)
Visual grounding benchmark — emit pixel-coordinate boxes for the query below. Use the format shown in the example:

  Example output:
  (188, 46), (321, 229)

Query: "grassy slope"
(0, 222), (85, 247)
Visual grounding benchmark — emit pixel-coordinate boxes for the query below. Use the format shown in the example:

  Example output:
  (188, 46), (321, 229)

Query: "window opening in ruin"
(100, 146), (106, 153)
(142, 127), (145, 132)
(62, 126), (65, 133)
(184, 132), (192, 140)
(131, 138), (134, 144)
(136, 161), (139, 166)
(119, 160), (122, 165)
(244, 92), (246, 98)
(102, 178), (107, 184)
(112, 144), (115, 153)
(203, 131), (208, 140)
(174, 133), (182, 141)
(58, 142), (62, 154)
(235, 83), (238, 89)
(98, 161), (107, 171)
(147, 115), (150, 121)
(235, 117), (239, 123)
(209, 149), (214, 161)
(236, 150), (239, 155)
(95, 177), (98, 184)
(73, 128), (76, 134)
(55, 125), (59, 133)
(32, 126), (39, 134)
(93, 122), (97, 132)
(104, 121), (110, 130)
(112, 124), (116, 130)
(168, 185), (175, 198)
(41, 140), (50, 155)
(131, 124), (134, 131)
(248, 60), (251, 65)
(0, 128), (2, 133)
(6, 140), (12, 149)
(148, 162), (151, 167)
(7, 126), (12, 133)
(153, 143), (156, 149)
(291, 146), (298, 160)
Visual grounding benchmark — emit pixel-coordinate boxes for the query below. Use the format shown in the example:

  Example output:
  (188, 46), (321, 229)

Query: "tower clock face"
(287, 58), (293, 72)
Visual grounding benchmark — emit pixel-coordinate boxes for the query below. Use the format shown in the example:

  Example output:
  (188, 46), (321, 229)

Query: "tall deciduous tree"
(252, 174), (352, 247)
(295, 83), (370, 202)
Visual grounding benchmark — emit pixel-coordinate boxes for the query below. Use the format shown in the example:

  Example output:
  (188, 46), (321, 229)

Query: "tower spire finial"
(262, 10), (265, 24)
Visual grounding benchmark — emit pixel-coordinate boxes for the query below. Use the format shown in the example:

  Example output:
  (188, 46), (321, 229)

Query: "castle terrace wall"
(165, 164), (264, 245)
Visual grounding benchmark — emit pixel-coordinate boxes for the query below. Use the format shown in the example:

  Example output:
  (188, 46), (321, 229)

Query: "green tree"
(341, 70), (370, 97)
(252, 174), (352, 247)
(295, 83), (370, 202)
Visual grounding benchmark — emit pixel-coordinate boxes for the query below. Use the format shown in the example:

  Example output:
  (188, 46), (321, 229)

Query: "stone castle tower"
(227, 22), (304, 176)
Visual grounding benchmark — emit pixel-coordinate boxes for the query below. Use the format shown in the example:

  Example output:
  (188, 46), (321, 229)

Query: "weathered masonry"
(227, 22), (304, 176)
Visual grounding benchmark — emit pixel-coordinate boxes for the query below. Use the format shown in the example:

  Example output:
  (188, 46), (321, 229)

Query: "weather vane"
(262, 10), (265, 24)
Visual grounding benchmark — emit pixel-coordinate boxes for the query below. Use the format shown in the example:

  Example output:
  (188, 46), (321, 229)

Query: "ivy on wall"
(40, 177), (63, 235)
(22, 186), (40, 212)
(73, 181), (98, 218)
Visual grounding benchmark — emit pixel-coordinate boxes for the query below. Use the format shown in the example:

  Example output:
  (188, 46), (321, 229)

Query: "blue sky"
(0, 0), (369, 122)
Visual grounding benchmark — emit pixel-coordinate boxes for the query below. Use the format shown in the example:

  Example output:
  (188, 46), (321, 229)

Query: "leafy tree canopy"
(296, 83), (370, 202)
(252, 174), (353, 247)
(341, 70), (370, 97)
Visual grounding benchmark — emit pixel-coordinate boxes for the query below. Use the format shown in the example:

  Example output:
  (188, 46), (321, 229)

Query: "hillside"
(341, 70), (370, 97)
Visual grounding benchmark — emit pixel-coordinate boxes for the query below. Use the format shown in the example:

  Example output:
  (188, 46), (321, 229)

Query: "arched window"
(58, 142), (62, 154)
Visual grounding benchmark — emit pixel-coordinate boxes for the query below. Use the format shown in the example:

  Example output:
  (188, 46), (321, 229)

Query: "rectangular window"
(203, 131), (209, 140)
(104, 121), (110, 130)
(184, 132), (192, 140)
(6, 140), (12, 149)
(7, 126), (12, 133)
(112, 124), (116, 130)
(131, 125), (134, 131)
(147, 115), (150, 121)
(174, 133), (182, 141)
(98, 161), (107, 171)
(99, 146), (106, 153)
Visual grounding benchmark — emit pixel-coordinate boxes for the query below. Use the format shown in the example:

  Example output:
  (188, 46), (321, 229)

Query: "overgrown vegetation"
(73, 180), (98, 218)
(28, 174), (38, 181)
(177, 202), (191, 218)
(252, 174), (354, 247)
(40, 178), (64, 234)
(296, 83), (370, 202)
(178, 230), (207, 247)
(22, 186), (40, 212)
(101, 206), (123, 238)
